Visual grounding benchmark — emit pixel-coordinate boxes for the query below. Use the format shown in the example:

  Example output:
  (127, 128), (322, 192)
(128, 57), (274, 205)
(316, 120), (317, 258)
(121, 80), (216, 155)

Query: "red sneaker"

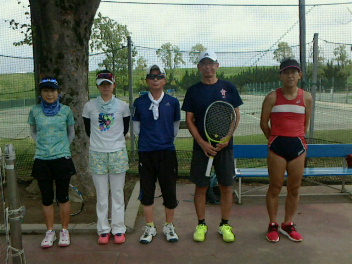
(280, 222), (303, 242)
(266, 222), (280, 242)
(114, 233), (126, 244)
(98, 233), (111, 245)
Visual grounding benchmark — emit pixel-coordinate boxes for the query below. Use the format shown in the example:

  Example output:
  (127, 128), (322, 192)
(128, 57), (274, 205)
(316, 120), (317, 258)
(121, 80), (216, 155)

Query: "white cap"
(198, 50), (218, 63)
(96, 72), (115, 86)
(96, 79), (114, 86)
(147, 64), (166, 76)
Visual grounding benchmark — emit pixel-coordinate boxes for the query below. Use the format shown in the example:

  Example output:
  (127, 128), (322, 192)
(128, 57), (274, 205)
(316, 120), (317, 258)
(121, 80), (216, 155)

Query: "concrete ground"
(13, 183), (352, 264)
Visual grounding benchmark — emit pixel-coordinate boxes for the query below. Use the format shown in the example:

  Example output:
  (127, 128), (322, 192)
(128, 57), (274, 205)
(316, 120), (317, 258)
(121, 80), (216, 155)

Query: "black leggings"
(37, 178), (70, 206)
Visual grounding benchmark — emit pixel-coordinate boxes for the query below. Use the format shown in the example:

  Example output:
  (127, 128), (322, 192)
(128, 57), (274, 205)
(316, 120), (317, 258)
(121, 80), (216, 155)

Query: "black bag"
(206, 174), (221, 204)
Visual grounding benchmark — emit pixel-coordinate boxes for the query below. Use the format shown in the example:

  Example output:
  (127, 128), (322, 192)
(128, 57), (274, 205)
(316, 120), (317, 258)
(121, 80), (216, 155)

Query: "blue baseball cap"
(39, 77), (59, 90)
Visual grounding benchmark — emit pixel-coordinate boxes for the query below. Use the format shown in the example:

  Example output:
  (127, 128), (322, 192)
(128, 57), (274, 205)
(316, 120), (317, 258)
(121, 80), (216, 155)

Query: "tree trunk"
(29, 0), (101, 196)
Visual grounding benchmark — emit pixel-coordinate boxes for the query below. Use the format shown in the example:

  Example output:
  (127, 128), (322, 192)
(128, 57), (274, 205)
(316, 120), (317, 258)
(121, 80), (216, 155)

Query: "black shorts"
(269, 136), (307, 161)
(190, 147), (234, 187)
(138, 150), (178, 209)
(31, 157), (76, 180)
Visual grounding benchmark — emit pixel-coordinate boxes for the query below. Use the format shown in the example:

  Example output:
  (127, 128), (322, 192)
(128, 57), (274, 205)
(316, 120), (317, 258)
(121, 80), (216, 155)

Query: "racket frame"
(204, 101), (237, 176)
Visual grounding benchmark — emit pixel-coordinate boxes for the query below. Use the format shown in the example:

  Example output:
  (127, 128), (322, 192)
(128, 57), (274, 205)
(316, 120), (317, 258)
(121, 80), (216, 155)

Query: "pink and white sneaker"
(41, 230), (56, 248)
(58, 229), (70, 247)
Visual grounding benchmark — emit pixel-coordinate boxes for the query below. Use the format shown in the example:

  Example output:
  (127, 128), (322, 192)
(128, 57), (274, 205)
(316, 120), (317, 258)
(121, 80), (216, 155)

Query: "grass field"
(1, 69), (351, 179)
(2, 129), (350, 179)
(1, 68), (351, 102)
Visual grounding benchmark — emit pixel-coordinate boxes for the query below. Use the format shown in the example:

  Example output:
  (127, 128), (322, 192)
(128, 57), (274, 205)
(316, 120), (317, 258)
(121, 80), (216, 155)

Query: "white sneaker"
(41, 230), (56, 248)
(58, 229), (71, 247)
(139, 225), (157, 244)
(163, 223), (179, 242)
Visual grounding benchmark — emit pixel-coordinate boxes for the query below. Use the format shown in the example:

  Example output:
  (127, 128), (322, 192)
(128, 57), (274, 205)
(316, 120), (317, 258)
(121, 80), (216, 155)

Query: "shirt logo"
(220, 89), (227, 98)
(98, 113), (115, 132)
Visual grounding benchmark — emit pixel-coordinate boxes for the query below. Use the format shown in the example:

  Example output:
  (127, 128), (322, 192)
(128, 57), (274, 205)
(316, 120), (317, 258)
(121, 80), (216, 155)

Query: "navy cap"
(39, 78), (59, 90)
(280, 59), (301, 72)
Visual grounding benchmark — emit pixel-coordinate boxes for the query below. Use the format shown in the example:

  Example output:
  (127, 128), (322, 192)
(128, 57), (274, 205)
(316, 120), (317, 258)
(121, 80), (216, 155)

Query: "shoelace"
(284, 224), (297, 232)
(45, 232), (55, 239)
(61, 231), (69, 240)
(197, 224), (207, 230)
(143, 226), (153, 237)
(221, 225), (232, 231)
(166, 225), (175, 235)
(269, 224), (279, 232)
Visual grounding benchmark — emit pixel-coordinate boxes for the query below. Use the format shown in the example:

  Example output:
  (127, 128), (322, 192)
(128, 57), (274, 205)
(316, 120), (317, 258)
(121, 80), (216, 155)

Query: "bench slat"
(236, 167), (352, 177)
(233, 144), (352, 204)
(234, 144), (352, 159)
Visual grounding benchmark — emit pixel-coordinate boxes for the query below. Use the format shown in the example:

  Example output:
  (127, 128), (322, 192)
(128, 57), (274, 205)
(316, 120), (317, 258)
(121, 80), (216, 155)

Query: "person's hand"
(215, 141), (229, 152)
(199, 140), (217, 157)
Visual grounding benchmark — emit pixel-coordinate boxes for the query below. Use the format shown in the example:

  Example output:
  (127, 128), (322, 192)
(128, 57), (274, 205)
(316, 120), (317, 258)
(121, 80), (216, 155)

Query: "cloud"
(1, 0), (351, 72)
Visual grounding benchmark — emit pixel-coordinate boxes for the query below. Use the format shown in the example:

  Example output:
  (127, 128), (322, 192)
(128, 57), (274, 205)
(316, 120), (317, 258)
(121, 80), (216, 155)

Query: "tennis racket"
(204, 101), (237, 177)
(57, 184), (84, 216)
(68, 184), (85, 216)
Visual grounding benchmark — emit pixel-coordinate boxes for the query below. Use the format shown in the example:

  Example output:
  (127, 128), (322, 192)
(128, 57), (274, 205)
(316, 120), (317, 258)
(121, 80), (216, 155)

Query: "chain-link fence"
(1, 0), (351, 178)
(0, 1), (351, 262)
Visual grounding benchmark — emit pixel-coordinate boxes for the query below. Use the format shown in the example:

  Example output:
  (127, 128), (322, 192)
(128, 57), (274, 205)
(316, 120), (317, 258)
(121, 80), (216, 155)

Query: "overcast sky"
(1, 0), (351, 73)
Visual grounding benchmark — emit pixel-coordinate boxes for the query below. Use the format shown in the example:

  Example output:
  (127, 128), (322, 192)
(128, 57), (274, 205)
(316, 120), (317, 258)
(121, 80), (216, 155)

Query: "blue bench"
(233, 144), (352, 204)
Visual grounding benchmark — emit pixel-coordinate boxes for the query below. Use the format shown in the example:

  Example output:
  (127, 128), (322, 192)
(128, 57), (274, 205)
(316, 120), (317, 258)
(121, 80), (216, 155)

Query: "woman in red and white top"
(260, 58), (313, 243)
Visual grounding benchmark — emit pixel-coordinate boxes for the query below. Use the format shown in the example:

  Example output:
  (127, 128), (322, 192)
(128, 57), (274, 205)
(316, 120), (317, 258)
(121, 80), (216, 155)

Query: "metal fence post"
(5, 144), (26, 264)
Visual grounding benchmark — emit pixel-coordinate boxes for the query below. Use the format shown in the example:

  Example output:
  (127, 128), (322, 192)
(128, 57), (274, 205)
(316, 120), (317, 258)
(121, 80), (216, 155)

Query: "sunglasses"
(96, 73), (115, 80)
(146, 74), (165, 80)
(199, 62), (218, 67)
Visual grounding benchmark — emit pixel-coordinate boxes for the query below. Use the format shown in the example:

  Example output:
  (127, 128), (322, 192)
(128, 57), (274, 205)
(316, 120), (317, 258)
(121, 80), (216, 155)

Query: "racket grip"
(205, 156), (214, 177)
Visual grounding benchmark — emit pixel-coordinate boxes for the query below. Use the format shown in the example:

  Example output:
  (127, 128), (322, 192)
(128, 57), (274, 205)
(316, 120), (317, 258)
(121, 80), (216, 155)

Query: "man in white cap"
(133, 65), (181, 244)
(182, 50), (243, 243)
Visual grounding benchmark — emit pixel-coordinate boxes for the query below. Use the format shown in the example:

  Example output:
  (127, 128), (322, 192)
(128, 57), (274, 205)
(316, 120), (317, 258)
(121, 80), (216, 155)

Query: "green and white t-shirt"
(28, 104), (75, 160)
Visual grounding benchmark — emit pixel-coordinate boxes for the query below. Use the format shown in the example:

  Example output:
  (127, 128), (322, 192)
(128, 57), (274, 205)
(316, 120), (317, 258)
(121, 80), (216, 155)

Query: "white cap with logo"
(198, 50), (218, 63)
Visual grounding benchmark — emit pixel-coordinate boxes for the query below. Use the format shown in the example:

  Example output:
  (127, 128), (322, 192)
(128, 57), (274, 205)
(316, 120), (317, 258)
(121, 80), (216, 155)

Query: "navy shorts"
(138, 150), (178, 209)
(32, 157), (76, 206)
(190, 147), (234, 187)
(269, 136), (307, 161)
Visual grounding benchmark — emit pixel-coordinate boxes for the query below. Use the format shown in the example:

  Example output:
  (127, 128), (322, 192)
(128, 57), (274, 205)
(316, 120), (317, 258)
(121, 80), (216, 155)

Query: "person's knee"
(287, 185), (300, 196)
(163, 199), (179, 210)
(219, 185), (233, 195)
(139, 191), (154, 206)
(268, 182), (283, 196)
(195, 186), (208, 195)
(56, 194), (69, 204)
(42, 197), (54, 206)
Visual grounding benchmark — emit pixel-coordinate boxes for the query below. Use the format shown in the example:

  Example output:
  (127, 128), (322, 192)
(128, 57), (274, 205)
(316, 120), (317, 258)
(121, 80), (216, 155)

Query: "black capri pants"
(32, 157), (76, 206)
(138, 150), (178, 209)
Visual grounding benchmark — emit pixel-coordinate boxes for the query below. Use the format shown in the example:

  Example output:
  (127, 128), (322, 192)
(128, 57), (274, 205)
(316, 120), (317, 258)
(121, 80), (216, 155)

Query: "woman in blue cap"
(29, 77), (76, 248)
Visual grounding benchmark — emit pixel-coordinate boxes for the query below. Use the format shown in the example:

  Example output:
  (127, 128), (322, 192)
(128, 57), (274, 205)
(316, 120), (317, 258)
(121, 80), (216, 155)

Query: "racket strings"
(205, 104), (236, 141)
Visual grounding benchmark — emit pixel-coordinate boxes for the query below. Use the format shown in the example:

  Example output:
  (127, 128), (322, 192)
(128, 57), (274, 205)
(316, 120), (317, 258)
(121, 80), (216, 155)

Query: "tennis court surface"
(20, 183), (352, 264)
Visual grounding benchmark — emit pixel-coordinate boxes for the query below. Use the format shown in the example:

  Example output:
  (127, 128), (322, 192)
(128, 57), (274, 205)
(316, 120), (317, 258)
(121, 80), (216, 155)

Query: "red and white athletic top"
(270, 88), (306, 139)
